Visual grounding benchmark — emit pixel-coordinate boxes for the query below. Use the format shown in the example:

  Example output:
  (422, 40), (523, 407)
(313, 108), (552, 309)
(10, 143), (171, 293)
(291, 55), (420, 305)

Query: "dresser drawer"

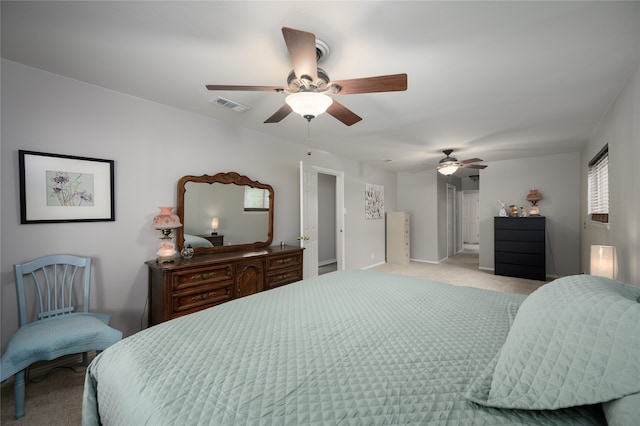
(495, 217), (545, 231)
(171, 282), (234, 317)
(495, 252), (545, 267)
(265, 266), (302, 290)
(495, 240), (544, 255)
(496, 263), (546, 281)
(265, 252), (302, 272)
(494, 229), (544, 243)
(171, 263), (233, 291)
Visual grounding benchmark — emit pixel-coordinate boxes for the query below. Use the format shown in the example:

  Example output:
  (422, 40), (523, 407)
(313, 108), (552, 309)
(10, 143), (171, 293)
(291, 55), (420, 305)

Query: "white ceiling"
(2, 1), (639, 174)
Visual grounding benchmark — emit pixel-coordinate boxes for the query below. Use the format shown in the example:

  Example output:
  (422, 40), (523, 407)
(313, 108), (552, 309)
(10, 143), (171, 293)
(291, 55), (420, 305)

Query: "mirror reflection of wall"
(184, 182), (269, 245)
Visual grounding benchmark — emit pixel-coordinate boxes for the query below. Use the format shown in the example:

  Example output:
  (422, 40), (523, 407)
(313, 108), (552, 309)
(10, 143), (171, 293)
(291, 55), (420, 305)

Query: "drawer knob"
(273, 272), (293, 281)
(192, 291), (216, 301)
(190, 271), (218, 281)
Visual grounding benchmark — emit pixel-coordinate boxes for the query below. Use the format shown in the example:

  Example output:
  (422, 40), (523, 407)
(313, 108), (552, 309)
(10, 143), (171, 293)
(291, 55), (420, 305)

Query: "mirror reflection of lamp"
(590, 245), (617, 279)
(526, 188), (542, 216)
(152, 207), (182, 264)
(211, 217), (219, 235)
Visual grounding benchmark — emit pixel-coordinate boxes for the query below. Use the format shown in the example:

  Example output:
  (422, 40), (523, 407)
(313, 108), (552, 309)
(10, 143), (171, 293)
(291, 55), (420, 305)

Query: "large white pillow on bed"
(466, 274), (640, 410)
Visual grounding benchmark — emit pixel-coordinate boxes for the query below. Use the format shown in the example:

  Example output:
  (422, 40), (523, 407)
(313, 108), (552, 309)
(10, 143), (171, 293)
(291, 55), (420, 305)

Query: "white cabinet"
(386, 211), (410, 264)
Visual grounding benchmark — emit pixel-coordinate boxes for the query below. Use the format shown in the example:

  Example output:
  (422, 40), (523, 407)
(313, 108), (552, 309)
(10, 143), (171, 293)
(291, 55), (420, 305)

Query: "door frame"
(300, 162), (345, 277)
(446, 184), (456, 257)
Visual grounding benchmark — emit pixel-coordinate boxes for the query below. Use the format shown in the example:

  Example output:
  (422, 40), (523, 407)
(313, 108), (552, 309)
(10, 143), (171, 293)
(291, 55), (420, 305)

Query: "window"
(587, 144), (609, 223)
(244, 187), (269, 212)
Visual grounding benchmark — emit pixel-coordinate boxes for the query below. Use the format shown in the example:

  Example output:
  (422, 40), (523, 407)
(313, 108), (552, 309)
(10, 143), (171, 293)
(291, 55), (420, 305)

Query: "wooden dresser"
(146, 245), (303, 326)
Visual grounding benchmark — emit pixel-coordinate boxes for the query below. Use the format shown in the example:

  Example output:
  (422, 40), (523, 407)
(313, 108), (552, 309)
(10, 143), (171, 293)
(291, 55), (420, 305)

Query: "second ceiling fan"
(206, 27), (408, 126)
(437, 149), (487, 175)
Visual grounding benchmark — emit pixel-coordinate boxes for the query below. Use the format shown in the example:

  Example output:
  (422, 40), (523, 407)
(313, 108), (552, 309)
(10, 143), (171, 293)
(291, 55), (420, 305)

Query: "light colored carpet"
(373, 249), (547, 295)
(0, 250), (546, 423)
(1, 355), (88, 425)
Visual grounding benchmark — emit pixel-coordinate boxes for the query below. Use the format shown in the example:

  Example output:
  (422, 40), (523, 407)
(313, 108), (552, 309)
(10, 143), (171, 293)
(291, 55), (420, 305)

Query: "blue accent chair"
(0, 255), (122, 419)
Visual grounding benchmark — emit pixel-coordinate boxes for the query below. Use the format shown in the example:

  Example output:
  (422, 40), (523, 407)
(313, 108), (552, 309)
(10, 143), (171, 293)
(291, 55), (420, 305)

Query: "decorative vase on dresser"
(386, 211), (410, 265)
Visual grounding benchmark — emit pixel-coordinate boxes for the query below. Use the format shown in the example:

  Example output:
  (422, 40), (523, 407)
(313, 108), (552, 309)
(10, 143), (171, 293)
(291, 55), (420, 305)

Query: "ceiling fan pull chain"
(307, 117), (312, 156)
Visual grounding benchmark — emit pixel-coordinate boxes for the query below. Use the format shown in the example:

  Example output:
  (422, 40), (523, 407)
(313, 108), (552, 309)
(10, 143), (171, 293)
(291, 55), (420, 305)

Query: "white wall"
(397, 170), (439, 262)
(581, 62), (640, 286)
(0, 60), (397, 348)
(478, 152), (582, 277)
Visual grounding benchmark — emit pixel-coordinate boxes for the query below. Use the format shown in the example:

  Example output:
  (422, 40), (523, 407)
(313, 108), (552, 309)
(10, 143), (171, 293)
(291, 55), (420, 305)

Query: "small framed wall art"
(365, 183), (384, 219)
(19, 150), (115, 224)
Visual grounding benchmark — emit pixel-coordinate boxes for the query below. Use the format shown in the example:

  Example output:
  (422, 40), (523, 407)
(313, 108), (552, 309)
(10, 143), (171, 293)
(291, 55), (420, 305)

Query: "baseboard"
(410, 258), (443, 264)
(319, 258), (337, 267)
(362, 261), (386, 269)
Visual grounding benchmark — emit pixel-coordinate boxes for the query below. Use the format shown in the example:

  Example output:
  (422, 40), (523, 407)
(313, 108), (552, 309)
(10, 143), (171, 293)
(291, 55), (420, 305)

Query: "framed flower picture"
(19, 150), (115, 223)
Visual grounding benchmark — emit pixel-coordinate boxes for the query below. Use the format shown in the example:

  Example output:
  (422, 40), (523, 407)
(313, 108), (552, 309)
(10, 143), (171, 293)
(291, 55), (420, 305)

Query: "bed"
(82, 270), (640, 425)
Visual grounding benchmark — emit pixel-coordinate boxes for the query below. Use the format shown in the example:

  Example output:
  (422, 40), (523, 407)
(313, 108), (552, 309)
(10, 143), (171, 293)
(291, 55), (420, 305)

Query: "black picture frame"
(19, 150), (115, 224)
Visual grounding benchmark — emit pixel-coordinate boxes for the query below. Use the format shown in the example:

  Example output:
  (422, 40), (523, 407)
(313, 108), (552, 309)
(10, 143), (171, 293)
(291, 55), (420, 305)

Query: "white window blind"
(587, 145), (609, 223)
(244, 187), (269, 211)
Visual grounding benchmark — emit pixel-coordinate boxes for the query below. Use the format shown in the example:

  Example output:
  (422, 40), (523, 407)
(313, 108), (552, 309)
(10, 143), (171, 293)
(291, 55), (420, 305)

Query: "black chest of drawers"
(494, 217), (546, 281)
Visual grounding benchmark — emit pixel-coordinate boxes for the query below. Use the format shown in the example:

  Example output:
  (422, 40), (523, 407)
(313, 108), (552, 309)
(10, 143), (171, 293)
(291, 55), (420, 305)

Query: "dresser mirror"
(176, 172), (274, 254)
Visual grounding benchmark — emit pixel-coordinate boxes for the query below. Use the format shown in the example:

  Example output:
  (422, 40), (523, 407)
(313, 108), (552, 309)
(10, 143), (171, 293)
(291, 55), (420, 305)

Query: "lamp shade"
(285, 92), (333, 117)
(211, 217), (219, 229)
(590, 245), (617, 279)
(526, 188), (542, 205)
(152, 207), (182, 230)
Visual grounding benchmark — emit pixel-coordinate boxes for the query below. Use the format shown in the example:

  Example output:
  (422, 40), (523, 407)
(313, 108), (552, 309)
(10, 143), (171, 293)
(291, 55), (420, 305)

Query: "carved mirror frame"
(176, 172), (274, 254)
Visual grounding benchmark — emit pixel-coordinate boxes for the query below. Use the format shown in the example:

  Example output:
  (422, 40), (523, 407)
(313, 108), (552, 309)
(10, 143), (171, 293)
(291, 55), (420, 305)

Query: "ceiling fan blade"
(264, 103), (293, 123)
(460, 164), (487, 169)
(459, 158), (483, 164)
(206, 84), (284, 92)
(326, 100), (362, 126)
(330, 73), (407, 95)
(282, 27), (318, 82)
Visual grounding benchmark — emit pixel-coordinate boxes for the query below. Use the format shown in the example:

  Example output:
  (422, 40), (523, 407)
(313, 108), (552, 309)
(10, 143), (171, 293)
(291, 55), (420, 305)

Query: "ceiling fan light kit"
(285, 92), (333, 118)
(436, 149), (488, 176)
(437, 163), (459, 176)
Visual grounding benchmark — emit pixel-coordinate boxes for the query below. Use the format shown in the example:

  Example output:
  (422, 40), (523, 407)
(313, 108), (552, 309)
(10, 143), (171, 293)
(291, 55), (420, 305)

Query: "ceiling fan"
(206, 27), (408, 126)
(437, 149), (487, 175)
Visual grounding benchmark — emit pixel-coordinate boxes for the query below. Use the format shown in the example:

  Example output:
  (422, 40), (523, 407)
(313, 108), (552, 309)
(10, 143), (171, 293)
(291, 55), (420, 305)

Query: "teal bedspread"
(83, 270), (606, 425)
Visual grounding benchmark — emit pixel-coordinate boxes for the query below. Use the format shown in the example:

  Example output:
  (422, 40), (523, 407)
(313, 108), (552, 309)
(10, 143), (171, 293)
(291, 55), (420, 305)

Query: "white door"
(300, 161), (319, 279)
(463, 192), (480, 244)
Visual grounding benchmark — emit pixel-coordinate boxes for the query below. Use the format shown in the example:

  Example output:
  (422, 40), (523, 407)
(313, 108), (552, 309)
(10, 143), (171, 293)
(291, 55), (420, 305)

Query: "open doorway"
(462, 191), (480, 252)
(447, 184), (456, 257)
(318, 173), (337, 274)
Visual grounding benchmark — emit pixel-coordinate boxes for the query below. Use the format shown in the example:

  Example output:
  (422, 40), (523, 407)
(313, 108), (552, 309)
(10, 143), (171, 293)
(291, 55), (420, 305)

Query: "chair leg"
(82, 351), (88, 367)
(14, 370), (26, 419)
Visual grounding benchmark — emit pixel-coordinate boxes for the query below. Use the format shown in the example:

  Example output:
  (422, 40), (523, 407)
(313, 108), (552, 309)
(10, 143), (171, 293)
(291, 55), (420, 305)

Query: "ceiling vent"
(210, 97), (251, 113)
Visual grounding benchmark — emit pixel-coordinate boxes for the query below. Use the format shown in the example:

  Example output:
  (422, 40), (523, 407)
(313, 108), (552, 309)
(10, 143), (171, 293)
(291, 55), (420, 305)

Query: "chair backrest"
(13, 255), (92, 327)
